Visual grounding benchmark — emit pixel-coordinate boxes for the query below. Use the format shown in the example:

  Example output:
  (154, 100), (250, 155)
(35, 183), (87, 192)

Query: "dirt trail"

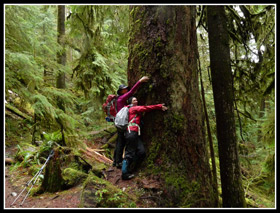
(5, 166), (82, 208)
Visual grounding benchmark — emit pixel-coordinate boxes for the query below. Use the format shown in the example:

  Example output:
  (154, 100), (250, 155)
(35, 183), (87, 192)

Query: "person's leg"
(122, 131), (138, 180)
(132, 137), (146, 172)
(112, 131), (120, 167)
(114, 130), (126, 168)
(112, 133), (118, 167)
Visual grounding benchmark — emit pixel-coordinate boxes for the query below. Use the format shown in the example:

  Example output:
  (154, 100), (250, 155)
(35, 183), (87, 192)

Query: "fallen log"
(5, 103), (33, 122)
(5, 158), (15, 165)
(100, 133), (117, 149)
(81, 147), (113, 165)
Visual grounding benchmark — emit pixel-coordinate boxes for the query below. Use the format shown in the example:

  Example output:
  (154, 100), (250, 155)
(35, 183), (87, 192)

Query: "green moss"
(91, 162), (107, 177)
(64, 133), (83, 148)
(166, 18), (170, 25)
(28, 164), (41, 176)
(90, 126), (116, 141)
(146, 137), (161, 171)
(130, 6), (139, 19)
(80, 173), (137, 208)
(143, 116), (215, 207)
(5, 103), (33, 122)
(161, 164), (210, 207)
(148, 84), (153, 92)
(163, 112), (185, 135)
(145, 135), (202, 207)
(155, 36), (164, 48)
(67, 161), (80, 170)
(135, 19), (141, 24)
(62, 167), (88, 186)
(107, 133), (118, 144)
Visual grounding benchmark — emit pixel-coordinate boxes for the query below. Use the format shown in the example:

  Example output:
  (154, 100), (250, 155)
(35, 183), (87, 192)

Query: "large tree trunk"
(207, 6), (246, 207)
(56, 5), (66, 146)
(57, 5), (66, 91)
(128, 6), (215, 207)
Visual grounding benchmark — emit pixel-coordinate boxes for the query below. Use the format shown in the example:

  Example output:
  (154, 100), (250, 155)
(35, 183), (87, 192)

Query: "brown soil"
(5, 166), (82, 208)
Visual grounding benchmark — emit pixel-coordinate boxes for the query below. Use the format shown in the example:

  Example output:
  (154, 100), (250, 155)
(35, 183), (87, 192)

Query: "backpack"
(102, 95), (118, 122)
(114, 105), (138, 132)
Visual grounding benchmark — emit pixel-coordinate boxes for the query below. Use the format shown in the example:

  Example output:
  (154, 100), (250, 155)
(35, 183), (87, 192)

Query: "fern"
(41, 87), (76, 108)
(55, 108), (79, 133)
(31, 93), (57, 119)
(92, 52), (109, 71)
(5, 51), (44, 93)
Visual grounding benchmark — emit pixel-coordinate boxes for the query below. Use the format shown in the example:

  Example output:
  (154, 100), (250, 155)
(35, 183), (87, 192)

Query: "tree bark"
(57, 5), (66, 90)
(198, 58), (219, 206)
(57, 5), (66, 146)
(128, 5), (215, 207)
(258, 98), (265, 142)
(207, 6), (246, 207)
(40, 149), (64, 193)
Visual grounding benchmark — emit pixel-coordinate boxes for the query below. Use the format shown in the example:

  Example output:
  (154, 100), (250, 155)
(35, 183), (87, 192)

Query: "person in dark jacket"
(113, 76), (149, 168)
(122, 96), (168, 180)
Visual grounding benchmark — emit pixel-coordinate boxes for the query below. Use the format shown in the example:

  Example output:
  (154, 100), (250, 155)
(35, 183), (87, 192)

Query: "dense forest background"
(4, 5), (275, 208)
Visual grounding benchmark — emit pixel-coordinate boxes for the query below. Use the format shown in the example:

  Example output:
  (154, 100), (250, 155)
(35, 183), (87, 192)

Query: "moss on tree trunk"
(128, 5), (215, 207)
(40, 148), (64, 193)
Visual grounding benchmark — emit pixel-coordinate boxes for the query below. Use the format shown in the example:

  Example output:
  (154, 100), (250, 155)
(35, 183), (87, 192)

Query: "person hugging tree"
(113, 76), (150, 168)
(122, 96), (168, 180)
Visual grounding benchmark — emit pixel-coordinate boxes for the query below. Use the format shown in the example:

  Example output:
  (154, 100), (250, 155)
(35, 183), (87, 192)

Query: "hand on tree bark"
(139, 76), (149, 83)
(161, 104), (168, 111)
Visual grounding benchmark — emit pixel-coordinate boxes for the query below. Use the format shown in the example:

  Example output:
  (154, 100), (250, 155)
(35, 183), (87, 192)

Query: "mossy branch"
(5, 103), (33, 122)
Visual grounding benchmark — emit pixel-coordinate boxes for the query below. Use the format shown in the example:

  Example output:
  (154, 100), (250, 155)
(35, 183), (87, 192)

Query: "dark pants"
(113, 130), (126, 166)
(122, 131), (146, 174)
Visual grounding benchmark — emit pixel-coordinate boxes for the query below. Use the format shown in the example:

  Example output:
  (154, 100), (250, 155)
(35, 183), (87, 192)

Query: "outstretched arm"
(131, 104), (168, 114)
(119, 76), (150, 101)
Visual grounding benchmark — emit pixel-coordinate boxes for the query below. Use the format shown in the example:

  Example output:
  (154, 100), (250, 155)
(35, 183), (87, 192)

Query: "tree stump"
(40, 148), (64, 193)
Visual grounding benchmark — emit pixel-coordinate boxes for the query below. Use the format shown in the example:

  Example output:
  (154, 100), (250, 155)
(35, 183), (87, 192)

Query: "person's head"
(117, 84), (130, 95)
(128, 96), (138, 106)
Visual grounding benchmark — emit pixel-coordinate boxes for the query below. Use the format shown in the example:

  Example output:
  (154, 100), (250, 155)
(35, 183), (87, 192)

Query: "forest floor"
(5, 165), (161, 208)
(4, 128), (162, 209)
(4, 126), (275, 209)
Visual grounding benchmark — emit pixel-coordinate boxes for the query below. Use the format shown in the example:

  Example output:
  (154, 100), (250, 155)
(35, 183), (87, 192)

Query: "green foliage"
(260, 103), (275, 147)
(197, 5), (275, 207)
(5, 5), (77, 142)
(5, 5), (129, 138)
(226, 5), (275, 104)
(14, 143), (37, 168)
(5, 50), (44, 99)
(67, 5), (129, 99)
(5, 5), (275, 207)
(32, 94), (57, 119)
(42, 130), (62, 143)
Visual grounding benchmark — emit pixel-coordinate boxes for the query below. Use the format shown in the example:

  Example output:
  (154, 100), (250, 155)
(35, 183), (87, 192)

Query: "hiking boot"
(122, 173), (135, 180)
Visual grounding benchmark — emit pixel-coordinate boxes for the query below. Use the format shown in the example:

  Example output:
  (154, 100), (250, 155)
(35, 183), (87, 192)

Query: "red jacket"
(127, 104), (163, 134)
